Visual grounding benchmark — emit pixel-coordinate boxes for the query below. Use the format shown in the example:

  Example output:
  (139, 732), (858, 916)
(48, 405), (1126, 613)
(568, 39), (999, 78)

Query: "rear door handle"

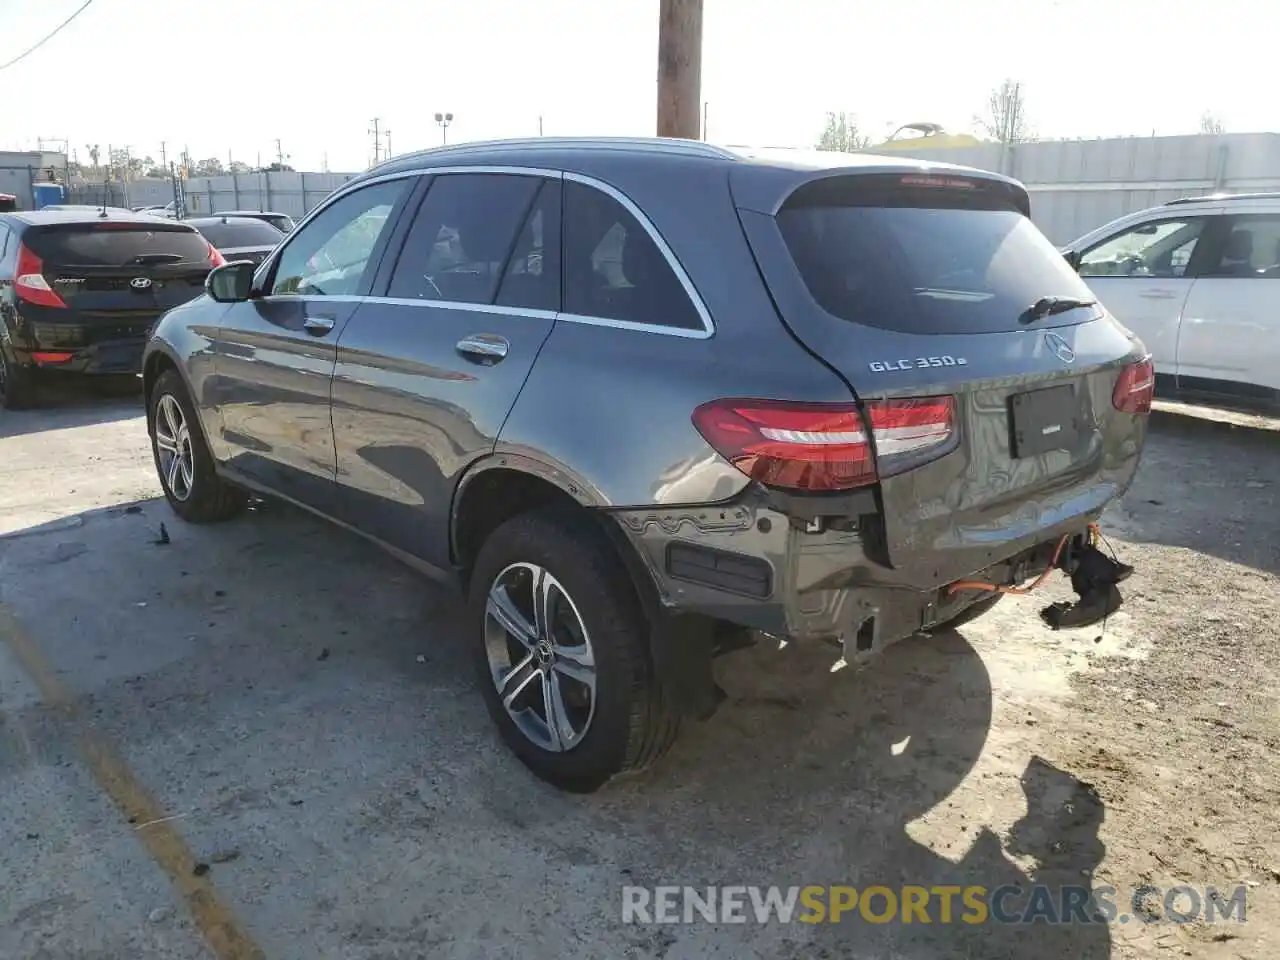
(303, 315), (335, 336)
(1138, 289), (1179, 300)
(456, 334), (509, 363)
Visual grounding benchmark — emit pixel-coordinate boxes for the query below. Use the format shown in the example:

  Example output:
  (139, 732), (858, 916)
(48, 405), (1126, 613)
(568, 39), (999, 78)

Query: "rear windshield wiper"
(129, 253), (184, 265)
(1019, 295), (1098, 324)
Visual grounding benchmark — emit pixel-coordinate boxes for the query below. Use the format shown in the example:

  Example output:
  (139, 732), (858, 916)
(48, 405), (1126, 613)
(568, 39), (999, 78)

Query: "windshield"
(24, 224), (212, 267)
(195, 219), (285, 249)
(776, 177), (1097, 335)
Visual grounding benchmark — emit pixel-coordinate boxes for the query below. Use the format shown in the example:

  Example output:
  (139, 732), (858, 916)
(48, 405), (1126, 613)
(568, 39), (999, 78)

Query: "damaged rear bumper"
(608, 486), (1101, 663)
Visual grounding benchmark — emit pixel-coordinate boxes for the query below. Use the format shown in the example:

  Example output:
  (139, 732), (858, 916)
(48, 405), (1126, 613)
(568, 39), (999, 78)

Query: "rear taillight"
(14, 244), (66, 308)
(1112, 356), (1155, 414)
(207, 242), (226, 267)
(691, 396), (956, 492)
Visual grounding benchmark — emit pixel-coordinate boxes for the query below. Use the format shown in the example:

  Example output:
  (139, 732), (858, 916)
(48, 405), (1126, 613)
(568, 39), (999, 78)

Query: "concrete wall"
(183, 171), (360, 218)
(876, 133), (1280, 244)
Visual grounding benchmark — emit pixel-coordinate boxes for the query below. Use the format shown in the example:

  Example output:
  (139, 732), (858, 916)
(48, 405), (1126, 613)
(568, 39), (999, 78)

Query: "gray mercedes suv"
(142, 137), (1150, 791)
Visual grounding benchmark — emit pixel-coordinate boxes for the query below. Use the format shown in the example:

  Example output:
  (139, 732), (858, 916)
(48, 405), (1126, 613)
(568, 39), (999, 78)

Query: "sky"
(0, 0), (1273, 173)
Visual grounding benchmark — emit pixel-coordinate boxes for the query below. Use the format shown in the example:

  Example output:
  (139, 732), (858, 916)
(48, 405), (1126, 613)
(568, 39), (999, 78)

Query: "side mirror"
(206, 261), (256, 303)
(1061, 248), (1082, 272)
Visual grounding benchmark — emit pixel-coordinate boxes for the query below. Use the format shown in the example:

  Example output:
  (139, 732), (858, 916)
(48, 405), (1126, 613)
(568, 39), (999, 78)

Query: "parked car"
(186, 215), (285, 267)
(0, 209), (224, 408)
(211, 210), (296, 234)
(143, 138), (1150, 790)
(1062, 192), (1280, 411)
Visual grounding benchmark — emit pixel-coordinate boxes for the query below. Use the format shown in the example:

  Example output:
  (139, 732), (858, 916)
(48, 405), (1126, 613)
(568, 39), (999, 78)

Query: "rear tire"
(0, 347), (37, 410)
(149, 369), (245, 523)
(468, 508), (681, 792)
(928, 593), (1003, 633)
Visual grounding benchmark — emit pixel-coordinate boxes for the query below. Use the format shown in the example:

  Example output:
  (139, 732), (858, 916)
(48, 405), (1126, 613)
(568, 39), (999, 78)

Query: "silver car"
(142, 137), (1150, 791)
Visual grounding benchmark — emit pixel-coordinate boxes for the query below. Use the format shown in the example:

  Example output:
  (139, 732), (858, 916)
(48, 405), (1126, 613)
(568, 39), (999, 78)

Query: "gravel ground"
(0, 388), (1276, 960)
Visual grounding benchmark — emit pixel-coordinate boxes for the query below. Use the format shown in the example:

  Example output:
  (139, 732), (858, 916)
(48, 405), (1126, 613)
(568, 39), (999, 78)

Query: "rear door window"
(24, 223), (211, 266)
(775, 174), (1097, 335)
(1200, 215), (1280, 278)
(386, 173), (543, 305)
(562, 180), (703, 330)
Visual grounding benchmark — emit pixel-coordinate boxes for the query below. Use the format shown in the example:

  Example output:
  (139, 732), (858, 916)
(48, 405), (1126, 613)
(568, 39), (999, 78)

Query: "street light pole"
(434, 112), (454, 145)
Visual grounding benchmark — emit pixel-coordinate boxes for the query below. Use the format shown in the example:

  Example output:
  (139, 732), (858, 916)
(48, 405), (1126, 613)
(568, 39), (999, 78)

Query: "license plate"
(1009, 384), (1079, 458)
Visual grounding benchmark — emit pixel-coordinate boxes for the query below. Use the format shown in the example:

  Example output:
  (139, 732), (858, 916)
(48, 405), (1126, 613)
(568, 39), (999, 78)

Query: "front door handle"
(1138, 289), (1179, 300)
(303, 315), (336, 336)
(456, 333), (509, 363)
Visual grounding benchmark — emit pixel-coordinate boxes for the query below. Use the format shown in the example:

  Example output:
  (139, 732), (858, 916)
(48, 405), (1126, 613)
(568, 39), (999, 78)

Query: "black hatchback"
(0, 209), (224, 408)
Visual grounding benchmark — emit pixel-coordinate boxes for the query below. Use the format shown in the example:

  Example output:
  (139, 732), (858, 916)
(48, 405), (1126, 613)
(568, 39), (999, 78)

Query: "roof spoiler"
(729, 157), (1031, 218)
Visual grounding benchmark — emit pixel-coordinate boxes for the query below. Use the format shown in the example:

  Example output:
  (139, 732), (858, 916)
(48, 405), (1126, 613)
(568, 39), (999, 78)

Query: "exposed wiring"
(947, 533), (1070, 596)
(0, 1), (95, 72)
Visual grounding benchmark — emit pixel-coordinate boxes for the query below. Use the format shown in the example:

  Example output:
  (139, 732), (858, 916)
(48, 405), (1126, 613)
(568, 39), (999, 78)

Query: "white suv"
(1063, 193), (1280, 412)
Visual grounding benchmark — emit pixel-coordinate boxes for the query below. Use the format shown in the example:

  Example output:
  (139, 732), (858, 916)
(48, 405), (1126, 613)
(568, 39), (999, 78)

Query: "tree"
(261, 161), (295, 172)
(195, 157), (225, 176)
(977, 78), (1032, 143)
(817, 112), (871, 152)
(1199, 111), (1226, 135)
(228, 160), (252, 175)
(106, 148), (147, 180)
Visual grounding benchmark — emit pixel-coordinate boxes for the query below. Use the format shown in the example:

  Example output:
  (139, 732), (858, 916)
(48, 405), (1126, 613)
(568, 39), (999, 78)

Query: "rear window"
(24, 223), (211, 267)
(263, 215), (294, 233)
(194, 219), (284, 249)
(776, 175), (1098, 335)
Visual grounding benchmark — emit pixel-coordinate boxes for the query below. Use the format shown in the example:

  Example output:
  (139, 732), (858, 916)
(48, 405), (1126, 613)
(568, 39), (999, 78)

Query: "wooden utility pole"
(656, 0), (703, 139)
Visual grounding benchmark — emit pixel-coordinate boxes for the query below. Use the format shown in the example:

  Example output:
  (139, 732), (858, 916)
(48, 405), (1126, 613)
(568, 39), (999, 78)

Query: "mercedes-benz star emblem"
(130, 277), (152, 290)
(1044, 331), (1075, 364)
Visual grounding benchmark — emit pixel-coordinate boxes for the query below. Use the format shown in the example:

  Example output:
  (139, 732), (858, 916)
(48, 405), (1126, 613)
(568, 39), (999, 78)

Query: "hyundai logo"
(1044, 331), (1075, 364)
(130, 277), (152, 290)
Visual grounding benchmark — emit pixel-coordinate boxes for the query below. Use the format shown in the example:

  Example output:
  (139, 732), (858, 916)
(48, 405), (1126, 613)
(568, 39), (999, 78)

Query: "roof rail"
(372, 136), (739, 170)
(1165, 191), (1280, 206)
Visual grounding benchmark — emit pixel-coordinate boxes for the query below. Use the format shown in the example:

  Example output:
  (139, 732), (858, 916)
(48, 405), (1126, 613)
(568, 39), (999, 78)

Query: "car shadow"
(0, 379), (144, 440)
(589, 632), (1112, 958)
(0, 495), (1110, 958)
(1108, 407), (1280, 576)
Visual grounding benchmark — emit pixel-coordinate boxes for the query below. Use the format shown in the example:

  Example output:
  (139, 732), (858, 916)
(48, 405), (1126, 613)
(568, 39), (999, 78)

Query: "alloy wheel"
(484, 562), (598, 752)
(154, 393), (195, 501)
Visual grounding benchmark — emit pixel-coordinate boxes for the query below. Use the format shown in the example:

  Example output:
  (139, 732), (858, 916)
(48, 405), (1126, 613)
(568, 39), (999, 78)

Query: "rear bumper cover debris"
(609, 487), (1125, 668)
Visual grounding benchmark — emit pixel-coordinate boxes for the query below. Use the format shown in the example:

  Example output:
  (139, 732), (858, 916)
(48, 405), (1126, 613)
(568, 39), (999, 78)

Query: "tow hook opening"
(946, 524), (1135, 630)
(831, 613), (881, 673)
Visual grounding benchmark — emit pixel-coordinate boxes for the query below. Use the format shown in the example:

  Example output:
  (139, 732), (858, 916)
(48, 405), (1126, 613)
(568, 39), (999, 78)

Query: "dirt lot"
(0, 390), (1276, 960)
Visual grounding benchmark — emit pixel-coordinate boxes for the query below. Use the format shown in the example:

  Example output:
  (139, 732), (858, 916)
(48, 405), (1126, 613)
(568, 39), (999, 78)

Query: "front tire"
(468, 508), (681, 792)
(149, 369), (245, 523)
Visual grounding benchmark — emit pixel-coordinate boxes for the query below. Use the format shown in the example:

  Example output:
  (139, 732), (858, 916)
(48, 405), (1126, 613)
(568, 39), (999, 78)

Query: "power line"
(0, 0), (96, 72)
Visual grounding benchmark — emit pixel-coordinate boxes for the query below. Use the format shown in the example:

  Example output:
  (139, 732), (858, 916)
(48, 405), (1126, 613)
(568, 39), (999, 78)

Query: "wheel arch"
(450, 454), (663, 619)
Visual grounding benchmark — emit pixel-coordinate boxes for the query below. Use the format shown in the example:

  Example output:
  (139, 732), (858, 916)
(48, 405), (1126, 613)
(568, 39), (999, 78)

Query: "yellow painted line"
(0, 604), (266, 960)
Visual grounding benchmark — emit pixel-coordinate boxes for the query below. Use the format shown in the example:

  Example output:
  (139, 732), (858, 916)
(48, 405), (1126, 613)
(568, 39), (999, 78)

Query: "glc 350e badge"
(869, 355), (969, 373)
